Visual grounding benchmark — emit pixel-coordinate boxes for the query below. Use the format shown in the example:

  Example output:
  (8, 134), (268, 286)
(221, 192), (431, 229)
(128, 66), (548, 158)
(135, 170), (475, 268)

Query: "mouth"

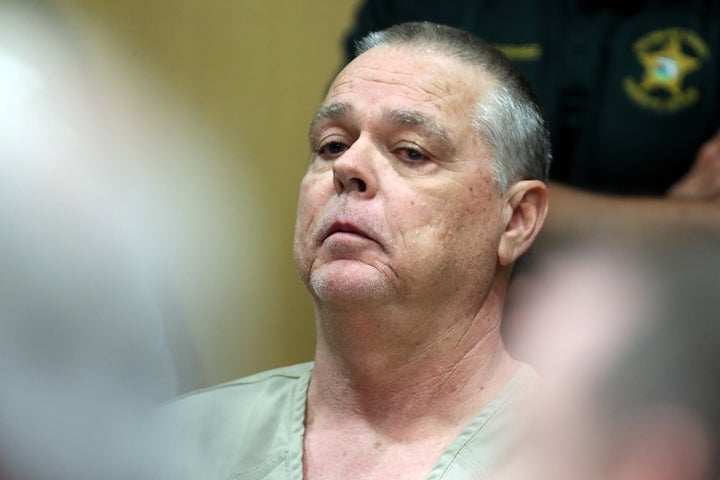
(324, 221), (373, 241)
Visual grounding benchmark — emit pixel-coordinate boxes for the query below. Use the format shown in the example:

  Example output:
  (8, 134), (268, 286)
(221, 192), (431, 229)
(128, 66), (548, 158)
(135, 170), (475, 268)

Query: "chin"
(308, 268), (392, 306)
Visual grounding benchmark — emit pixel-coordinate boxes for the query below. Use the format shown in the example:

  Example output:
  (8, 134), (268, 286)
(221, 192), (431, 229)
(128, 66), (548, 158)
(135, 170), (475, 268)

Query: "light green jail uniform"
(165, 362), (536, 479)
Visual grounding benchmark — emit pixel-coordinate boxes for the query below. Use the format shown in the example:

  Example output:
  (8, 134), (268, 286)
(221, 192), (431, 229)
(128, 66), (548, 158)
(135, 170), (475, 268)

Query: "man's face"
(293, 45), (506, 311)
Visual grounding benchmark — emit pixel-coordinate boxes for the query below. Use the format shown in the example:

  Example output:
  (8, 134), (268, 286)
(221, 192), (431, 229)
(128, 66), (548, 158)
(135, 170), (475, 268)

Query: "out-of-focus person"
(500, 236), (720, 480)
(0, 2), (209, 478)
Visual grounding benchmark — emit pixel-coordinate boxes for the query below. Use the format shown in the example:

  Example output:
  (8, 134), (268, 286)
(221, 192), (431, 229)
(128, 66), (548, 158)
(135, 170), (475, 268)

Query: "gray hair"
(355, 22), (551, 191)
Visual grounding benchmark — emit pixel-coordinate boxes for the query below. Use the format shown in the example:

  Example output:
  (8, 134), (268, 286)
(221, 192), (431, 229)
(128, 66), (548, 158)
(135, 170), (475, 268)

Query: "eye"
(316, 140), (348, 160)
(394, 145), (430, 164)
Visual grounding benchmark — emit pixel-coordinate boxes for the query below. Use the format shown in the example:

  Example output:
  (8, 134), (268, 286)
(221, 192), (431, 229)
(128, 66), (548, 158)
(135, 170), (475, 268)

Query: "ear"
(498, 180), (548, 267)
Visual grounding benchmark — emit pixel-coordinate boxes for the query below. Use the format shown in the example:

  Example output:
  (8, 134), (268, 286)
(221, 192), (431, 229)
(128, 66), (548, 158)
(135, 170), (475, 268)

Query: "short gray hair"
(355, 22), (551, 191)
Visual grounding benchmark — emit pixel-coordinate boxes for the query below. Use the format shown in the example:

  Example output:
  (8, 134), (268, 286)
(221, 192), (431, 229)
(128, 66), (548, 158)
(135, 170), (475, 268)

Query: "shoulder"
(166, 362), (313, 422)
(177, 362), (313, 398)
(465, 362), (538, 444)
(430, 363), (539, 479)
(157, 363), (313, 478)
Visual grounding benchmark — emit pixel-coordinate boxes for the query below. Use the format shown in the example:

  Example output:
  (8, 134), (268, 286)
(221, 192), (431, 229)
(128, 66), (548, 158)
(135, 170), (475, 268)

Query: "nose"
(332, 138), (377, 197)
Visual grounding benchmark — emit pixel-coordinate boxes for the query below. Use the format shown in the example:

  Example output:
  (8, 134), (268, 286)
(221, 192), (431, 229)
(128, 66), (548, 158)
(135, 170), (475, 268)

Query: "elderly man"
(168, 22), (550, 479)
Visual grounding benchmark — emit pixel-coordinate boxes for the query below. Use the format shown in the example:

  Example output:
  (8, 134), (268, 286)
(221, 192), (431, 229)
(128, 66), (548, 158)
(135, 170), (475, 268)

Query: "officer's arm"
(541, 182), (720, 241)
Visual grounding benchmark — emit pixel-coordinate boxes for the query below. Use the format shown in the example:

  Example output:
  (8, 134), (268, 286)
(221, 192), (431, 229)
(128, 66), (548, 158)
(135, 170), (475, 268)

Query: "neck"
(306, 288), (517, 438)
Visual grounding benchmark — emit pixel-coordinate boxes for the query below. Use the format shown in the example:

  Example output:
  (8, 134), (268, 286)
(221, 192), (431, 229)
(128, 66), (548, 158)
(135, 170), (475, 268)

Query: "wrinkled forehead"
(326, 44), (494, 124)
(341, 42), (460, 72)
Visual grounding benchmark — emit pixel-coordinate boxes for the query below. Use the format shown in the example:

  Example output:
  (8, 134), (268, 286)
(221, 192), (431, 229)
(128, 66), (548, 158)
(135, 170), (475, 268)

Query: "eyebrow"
(382, 109), (455, 156)
(309, 102), (351, 144)
(309, 102), (456, 155)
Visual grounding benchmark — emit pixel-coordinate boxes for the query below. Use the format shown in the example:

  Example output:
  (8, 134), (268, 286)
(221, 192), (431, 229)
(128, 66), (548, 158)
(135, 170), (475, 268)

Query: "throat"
(302, 413), (459, 480)
(308, 333), (518, 434)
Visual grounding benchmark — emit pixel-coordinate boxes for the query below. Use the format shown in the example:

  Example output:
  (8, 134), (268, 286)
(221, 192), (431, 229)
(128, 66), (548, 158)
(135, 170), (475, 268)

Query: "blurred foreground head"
(0, 1), (233, 478)
(503, 236), (720, 480)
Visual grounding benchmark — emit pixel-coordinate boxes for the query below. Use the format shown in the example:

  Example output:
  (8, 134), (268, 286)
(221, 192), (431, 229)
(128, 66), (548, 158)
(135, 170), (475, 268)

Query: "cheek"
(433, 189), (505, 280)
(293, 174), (328, 262)
(388, 184), (499, 262)
(295, 172), (331, 227)
(293, 180), (313, 239)
(423, 183), (500, 240)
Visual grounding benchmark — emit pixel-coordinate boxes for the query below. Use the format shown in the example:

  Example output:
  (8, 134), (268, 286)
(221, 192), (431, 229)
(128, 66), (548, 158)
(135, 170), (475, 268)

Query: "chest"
(302, 429), (453, 480)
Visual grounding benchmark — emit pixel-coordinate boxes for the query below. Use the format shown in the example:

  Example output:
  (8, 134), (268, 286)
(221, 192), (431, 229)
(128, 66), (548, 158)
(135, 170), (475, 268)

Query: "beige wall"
(48, 0), (363, 387)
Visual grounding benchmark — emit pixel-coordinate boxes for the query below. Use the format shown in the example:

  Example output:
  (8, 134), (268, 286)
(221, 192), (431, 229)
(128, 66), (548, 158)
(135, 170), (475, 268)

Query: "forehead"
(325, 45), (489, 125)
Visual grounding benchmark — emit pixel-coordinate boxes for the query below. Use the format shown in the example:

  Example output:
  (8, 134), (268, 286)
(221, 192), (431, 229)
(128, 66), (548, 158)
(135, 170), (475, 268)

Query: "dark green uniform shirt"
(344, 0), (720, 195)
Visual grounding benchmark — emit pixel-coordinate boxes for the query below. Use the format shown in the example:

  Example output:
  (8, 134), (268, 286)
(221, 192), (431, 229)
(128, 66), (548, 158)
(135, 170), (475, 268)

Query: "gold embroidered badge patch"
(623, 28), (709, 113)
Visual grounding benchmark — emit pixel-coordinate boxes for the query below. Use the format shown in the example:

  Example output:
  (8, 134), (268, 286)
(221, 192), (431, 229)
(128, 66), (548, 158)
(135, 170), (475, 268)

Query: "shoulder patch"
(623, 28), (710, 113)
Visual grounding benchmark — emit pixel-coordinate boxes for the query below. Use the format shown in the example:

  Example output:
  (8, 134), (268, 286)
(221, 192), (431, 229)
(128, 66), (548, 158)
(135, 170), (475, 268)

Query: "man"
(166, 22), (549, 479)
(344, 0), (720, 239)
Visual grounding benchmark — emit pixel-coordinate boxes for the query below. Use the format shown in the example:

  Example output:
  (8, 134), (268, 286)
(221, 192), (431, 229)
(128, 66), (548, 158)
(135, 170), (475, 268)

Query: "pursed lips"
(324, 220), (373, 242)
(318, 219), (392, 255)
(312, 210), (390, 253)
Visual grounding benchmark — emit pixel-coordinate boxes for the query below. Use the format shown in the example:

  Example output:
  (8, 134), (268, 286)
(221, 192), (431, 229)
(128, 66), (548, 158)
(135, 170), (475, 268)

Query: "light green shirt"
(165, 362), (535, 479)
